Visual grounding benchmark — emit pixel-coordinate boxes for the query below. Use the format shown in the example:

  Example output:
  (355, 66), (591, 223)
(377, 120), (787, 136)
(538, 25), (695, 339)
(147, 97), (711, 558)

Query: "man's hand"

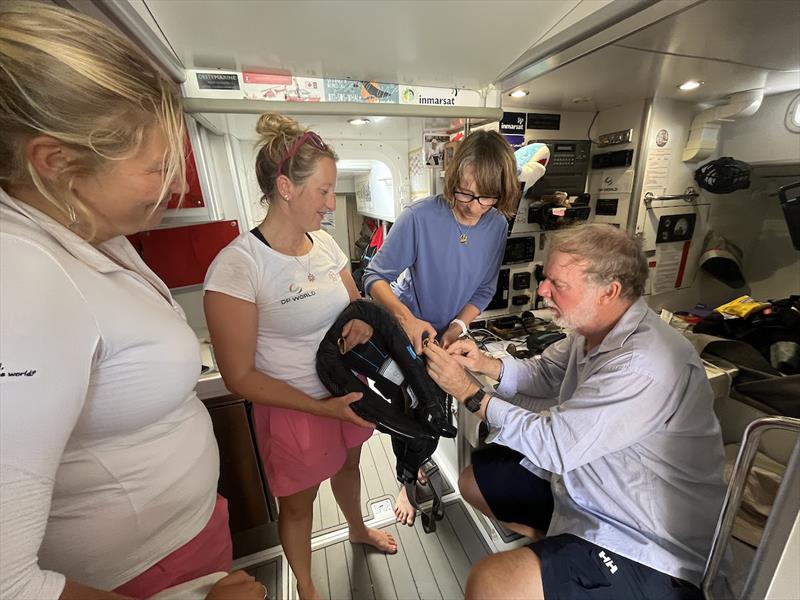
(445, 339), (501, 380)
(423, 342), (479, 401)
(339, 319), (373, 354)
(399, 314), (438, 355)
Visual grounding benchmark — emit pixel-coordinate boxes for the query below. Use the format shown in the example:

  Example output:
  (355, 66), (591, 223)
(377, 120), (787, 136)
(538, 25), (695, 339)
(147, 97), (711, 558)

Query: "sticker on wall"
(598, 169), (634, 194)
(196, 72), (240, 90)
(286, 77), (324, 102)
(325, 79), (399, 103)
(423, 131), (450, 167)
(242, 71), (292, 101)
(655, 128), (670, 147)
(499, 111), (526, 134)
(502, 134), (525, 149)
(644, 148), (672, 189)
(399, 85), (482, 107)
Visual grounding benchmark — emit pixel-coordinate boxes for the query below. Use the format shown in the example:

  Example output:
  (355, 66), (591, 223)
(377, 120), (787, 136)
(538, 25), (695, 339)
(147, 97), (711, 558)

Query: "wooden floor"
(309, 499), (489, 600)
(312, 434), (453, 537)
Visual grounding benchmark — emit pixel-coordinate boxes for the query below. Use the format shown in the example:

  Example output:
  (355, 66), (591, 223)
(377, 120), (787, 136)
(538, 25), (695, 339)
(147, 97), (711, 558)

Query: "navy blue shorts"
(471, 445), (703, 600)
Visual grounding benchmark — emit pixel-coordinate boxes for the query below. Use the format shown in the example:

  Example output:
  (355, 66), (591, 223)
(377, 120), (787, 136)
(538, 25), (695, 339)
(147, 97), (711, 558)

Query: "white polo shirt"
(0, 189), (219, 598)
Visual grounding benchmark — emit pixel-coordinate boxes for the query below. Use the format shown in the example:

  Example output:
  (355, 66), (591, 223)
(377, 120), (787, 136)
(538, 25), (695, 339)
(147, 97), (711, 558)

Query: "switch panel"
(512, 272), (531, 290)
(597, 129), (633, 147)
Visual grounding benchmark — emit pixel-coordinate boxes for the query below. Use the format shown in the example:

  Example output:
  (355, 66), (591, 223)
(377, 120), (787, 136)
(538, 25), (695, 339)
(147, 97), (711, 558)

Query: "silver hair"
(545, 223), (649, 298)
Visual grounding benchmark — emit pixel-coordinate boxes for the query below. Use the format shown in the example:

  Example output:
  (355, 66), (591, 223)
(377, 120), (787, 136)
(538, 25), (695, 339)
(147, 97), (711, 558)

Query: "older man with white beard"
(423, 223), (727, 600)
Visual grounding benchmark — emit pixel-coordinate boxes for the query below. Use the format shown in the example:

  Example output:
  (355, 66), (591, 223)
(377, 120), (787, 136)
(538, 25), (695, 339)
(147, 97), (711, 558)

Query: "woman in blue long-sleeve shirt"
(363, 129), (521, 525)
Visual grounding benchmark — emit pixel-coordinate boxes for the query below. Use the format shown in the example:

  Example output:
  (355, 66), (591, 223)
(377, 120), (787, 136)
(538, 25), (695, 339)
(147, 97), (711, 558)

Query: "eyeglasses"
(276, 131), (327, 178)
(454, 190), (499, 206)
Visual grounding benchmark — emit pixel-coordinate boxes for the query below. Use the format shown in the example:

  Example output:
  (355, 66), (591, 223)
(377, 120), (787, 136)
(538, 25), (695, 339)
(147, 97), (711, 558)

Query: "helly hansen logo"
(598, 550), (618, 575)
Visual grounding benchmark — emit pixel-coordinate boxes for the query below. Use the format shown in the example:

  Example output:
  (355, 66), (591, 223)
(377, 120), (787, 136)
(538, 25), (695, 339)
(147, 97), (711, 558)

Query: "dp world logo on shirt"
(282, 282), (316, 305)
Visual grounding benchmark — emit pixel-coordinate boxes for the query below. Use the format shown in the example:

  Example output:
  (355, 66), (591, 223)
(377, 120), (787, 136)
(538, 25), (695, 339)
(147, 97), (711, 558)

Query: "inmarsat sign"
(500, 111), (526, 134)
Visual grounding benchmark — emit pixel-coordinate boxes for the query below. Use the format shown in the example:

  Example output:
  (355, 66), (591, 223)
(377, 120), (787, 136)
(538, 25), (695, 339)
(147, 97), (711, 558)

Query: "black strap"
(250, 227), (313, 249)
(250, 227), (270, 247)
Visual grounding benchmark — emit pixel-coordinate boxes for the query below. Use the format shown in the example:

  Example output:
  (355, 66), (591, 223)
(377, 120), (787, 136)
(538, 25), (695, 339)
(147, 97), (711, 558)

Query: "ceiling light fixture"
(679, 80), (703, 91)
(509, 90), (529, 98)
(348, 118), (370, 125)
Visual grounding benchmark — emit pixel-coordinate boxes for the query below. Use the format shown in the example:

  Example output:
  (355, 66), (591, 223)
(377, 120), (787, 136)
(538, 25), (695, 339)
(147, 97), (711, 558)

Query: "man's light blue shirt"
(486, 297), (728, 585)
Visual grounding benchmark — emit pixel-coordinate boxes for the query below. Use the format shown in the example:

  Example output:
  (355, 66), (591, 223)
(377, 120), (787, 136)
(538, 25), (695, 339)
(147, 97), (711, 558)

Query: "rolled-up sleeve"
(362, 208), (417, 296)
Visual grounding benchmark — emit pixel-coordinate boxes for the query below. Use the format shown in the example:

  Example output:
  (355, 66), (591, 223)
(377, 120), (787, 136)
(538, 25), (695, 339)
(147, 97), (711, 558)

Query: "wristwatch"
(464, 388), (486, 413)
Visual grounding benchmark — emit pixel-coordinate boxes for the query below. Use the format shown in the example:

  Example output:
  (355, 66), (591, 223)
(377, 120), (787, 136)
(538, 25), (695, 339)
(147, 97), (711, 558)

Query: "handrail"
(702, 415), (800, 599)
(644, 187), (700, 204)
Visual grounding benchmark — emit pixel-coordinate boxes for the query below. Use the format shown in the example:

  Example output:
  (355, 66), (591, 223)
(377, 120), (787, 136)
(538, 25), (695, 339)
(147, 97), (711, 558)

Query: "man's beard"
(543, 294), (599, 331)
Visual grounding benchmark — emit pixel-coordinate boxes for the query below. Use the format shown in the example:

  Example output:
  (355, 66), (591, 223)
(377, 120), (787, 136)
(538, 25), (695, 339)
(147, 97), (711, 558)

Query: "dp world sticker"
(655, 128), (670, 147)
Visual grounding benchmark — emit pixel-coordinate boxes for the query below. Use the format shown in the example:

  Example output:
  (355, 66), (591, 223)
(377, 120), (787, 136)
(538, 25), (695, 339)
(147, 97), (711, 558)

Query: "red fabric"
(113, 495), (232, 599)
(368, 225), (384, 250)
(135, 220), (240, 288)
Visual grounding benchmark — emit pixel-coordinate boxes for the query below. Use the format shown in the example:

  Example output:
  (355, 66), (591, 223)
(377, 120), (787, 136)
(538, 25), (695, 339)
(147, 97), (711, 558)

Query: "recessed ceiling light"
(679, 80), (703, 91)
(509, 90), (529, 98)
(348, 118), (370, 125)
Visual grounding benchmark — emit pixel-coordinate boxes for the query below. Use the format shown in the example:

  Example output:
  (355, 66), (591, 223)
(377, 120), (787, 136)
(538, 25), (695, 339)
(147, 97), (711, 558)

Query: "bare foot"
(394, 485), (416, 526)
(349, 527), (398, 554)
(297, 580), (321, 600)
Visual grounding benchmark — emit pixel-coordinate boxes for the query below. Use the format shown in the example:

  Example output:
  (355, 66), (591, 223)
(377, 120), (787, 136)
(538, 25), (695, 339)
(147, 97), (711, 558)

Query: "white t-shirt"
(203, 229), (349, 399)
(0, 190), (219, 598)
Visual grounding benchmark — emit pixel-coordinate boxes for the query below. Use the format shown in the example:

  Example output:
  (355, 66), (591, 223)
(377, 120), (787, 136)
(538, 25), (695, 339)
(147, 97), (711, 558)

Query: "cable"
(586, 110), (601, 144)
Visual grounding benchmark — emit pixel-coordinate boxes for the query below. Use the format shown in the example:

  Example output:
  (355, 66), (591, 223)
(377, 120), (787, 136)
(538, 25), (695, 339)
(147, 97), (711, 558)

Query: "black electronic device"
(591, 149), (634, 169)
(486, 269), (510, 311)
(595, 198), (619, 216)
(502, 236), (535, 264)
(527, 140), (591, 197)
(512, 272), (531, 290)
(526, 331), (567, 354)
(528, 193), (591, 230)
(512, 295), (529, 306)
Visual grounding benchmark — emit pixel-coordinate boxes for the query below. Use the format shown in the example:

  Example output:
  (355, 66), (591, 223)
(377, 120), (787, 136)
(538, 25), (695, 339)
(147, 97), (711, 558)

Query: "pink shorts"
(113, 494), (232, 599)
(252, 404), (373, 497)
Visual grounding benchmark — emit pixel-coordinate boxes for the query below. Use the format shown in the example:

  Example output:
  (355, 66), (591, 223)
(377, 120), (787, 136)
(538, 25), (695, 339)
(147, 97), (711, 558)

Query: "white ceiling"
(126, 0), (800, 132)
(504, 0), (800, 111)
(139, 0), (601, 91)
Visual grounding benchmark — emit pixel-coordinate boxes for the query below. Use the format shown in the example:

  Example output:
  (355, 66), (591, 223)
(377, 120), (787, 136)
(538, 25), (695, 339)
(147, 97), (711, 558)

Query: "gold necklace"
(452, 209), (473, 245)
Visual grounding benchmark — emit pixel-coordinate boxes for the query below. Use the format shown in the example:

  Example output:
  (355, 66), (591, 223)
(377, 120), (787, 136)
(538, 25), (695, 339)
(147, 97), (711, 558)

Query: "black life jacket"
(316, 299), (456, 532)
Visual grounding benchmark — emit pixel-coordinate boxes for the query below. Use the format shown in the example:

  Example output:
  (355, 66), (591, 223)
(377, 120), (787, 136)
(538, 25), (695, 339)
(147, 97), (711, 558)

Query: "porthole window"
(786, 92), (800, 133)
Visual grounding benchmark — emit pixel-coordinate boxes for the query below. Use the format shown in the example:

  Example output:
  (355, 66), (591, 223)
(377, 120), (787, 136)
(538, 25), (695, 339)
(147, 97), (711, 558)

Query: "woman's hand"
(206, 571), (267, 600)
(423, 343), (479, 401)
(399, 315), (438, 355)
(324, 392), (375, 429)
(440, 323), (463, 349)
(339, 319), (373, 354)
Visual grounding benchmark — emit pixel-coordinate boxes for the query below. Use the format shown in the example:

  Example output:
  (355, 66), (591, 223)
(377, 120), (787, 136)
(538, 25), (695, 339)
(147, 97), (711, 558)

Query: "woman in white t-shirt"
(204, 113), (398, 600)
(0, 3), (264, 600)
